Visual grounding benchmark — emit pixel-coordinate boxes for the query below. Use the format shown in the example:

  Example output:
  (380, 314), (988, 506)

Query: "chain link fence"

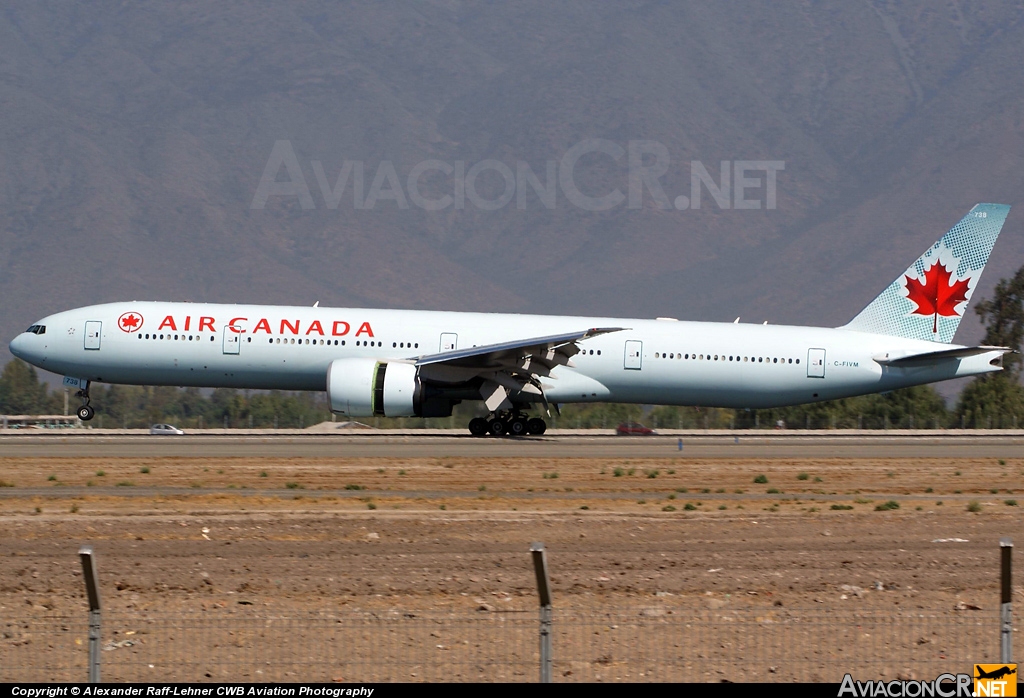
(1, 605), (1003, 683)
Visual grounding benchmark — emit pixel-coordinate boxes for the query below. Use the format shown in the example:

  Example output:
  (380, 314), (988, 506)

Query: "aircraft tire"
(468, 417), (489, 437)
(487, 419), (507, 436)
(509, 418), (528, 436)
(77, 405), (95, 421)
(527, 417), (547, 435)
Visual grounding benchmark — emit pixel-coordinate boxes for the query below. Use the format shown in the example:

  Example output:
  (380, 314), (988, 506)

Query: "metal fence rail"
(1, 606), (1000, 683)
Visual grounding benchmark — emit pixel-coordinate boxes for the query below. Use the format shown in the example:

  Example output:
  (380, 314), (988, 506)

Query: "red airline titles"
(155, 316), (374, 337)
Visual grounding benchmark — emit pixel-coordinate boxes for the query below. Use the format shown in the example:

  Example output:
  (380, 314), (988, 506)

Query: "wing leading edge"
(415, 327), (626, 412)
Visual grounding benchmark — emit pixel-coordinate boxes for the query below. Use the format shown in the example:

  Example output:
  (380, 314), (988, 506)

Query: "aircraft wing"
(873, 345), (1011, 367)
(414, 327), (626, 411)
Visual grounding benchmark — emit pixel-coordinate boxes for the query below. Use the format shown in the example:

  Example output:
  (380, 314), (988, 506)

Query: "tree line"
(3, 264), (1023, 429)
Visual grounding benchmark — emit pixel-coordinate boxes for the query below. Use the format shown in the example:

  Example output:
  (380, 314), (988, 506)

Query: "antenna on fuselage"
(313, 301), (320, 307)
(734, 317), (740, 324)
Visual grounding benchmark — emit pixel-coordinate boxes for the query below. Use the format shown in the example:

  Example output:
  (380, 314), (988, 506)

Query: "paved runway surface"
(2, 432), (1023, 458)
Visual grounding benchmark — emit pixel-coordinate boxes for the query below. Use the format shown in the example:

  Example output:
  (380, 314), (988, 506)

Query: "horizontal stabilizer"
(873, 345), (1011, 367)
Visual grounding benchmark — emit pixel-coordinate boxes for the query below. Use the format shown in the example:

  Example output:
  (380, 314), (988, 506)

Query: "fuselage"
(8, 301), (1002, 410)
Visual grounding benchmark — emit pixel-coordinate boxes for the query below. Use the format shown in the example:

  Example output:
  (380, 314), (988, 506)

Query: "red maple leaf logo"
(904, 261), (970, 334)
(118, 312), (143, 333)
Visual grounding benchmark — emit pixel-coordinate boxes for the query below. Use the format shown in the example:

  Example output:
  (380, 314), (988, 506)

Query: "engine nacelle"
(326, 358), (420, 417)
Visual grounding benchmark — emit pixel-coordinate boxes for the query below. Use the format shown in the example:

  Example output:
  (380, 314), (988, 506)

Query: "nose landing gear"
(75, 384), (95, 421)
(468, 411), (547, 437)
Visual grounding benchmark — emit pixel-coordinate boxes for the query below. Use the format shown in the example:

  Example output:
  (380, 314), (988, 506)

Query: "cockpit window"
(24, 325), (46, 335)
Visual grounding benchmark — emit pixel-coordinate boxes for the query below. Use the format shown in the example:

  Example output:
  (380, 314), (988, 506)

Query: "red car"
(616, 422), (656, 436)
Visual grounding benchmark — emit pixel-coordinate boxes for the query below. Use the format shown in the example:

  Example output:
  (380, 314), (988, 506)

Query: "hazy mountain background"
(2, 1), (1024, 397)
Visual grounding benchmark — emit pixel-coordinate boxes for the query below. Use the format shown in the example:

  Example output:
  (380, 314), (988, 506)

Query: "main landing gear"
(75, 384), (95, 421)
(468, 410), (547, 437)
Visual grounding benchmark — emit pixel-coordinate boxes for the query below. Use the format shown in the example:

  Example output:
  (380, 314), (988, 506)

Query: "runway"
(2, 431), (1023, 458)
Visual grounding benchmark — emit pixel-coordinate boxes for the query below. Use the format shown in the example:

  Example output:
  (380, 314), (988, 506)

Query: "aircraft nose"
(9, 333), (28, 360)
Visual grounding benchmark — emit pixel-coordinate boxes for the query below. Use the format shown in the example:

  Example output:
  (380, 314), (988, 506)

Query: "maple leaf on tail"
(904, 261), (971, 333)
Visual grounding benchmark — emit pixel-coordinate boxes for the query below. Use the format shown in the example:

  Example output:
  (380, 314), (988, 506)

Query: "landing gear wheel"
(509, 418), (528, 436)
(77, 405), (95, 421)
(527, 417), (547, 435)
(488, 419), (507, 436)
(468, 417), (489, 437)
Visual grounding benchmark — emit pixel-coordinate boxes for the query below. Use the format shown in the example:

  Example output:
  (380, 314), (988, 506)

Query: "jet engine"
(326, 358), (455, 418)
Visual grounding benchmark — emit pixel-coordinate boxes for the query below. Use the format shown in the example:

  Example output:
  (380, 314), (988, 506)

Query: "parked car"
(149, 423), (184, 435)
(616, 422), (656, 436)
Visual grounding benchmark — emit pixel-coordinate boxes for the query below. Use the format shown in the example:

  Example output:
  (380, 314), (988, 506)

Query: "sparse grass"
(734, 489), (744, 494)
(661, 505), (676, 512)
(259, 471), (268, 478)
(753, 474), (768, 484)
(667, 469), (676, 475)
(543, 472), (559, 479)
(367, 503), (376, 510)
(814, 477), (823, 483)
(874, 500), (900, 511)
(637, 499), (646, 505)
(831, 505), (853, 511)
(217, 469), (224, 474)
(718, 505), (727, 510)
(715, 488), (725, 493)
(613, 468), (624, 477)
(580, 505), (589, 510)
(398, 470), (406, 476)
(1006, 500), (1018, 507)
(767, 488), (780, 494)
(285, 482), (303, 490)
(85, 480), (94, 487)
(886, 472), (895, 478)
(96, 471), (105, 477)
(954, 490), (962, 494)
(140, 467), (150, 474)
(676, 487), (688, 493)
(937, 501), (943, 506)
(683, 503), (697, 511)
(439, 504), (446, 510)
(34, 507), (41, 514)
(966, 501), (982, 513)
(990, 488), (999, 494)
(190, 482), (202, 489)
(0, 479), (13, 487)
(999, 459), (1006, 466)
(344, 484), (364, 490)
(925, 487), (933, 493)
(377, 468), (384, 474)
(116, 481), (134, 487)
(955, 471), (961, 476)
(478, 485), (486, 491)
(915, 506), (923, 511)
(47, 474), (57, 481)
(646, 470), (659, 479)
(667, 494), (676, 500)
(854, 498), (872, 504)
(627, 468), (636, 476)
(797, 473), (809, 481)
(70, 504), (79, 513)
(701, 488), (710, 494)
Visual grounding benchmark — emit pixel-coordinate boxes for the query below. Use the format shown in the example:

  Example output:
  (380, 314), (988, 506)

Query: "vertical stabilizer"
(841, 203), (1011, 343)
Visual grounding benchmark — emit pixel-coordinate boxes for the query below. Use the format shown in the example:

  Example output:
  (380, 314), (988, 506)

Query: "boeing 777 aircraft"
(8, 204), (1013, 436)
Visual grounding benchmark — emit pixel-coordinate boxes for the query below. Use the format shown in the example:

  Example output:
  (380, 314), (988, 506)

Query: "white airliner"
(9, 204), (1012, 436)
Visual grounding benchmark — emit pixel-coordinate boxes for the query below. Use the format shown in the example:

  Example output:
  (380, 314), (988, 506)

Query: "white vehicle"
(9, 204), (1012, 436)
(149, 423), (184, 435)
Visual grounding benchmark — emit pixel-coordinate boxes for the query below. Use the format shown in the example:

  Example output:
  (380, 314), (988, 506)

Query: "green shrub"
(966, 501), (982, 513)
(684, 503), (697, 511)
(662, 505), (676, 512)
(344, 484), (363, 490)
(830, 504), (854, 510)
(797, 473), (809, 481)
(874, 500), (900, 511)
(1005, 500), (1018, 507)
(753, 474), (768, 484)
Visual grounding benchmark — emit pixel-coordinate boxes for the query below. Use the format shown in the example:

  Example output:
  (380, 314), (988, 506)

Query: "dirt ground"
(1, 453), (1022, 681)
(2, 454), (1021, 610)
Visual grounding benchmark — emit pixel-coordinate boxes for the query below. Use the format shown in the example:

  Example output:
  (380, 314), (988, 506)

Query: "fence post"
(530, 542), (552, 683)
(79, 546), (101, 683)
(1000, 537), (1012, 663)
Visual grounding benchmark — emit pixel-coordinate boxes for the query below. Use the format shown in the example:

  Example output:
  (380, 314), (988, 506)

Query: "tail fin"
(841, 203), (1011, 343)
